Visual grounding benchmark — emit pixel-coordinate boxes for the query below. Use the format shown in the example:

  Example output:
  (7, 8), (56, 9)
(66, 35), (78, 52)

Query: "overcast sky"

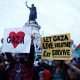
(0, 0), (80, 46)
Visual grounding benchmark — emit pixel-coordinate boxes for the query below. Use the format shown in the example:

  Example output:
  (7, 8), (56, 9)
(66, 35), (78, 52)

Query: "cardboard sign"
(2, 27), (31, 53)
(41, 33), (72, 60)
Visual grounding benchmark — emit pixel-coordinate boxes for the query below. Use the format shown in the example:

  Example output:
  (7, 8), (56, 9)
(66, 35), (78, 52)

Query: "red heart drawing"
(9, 31), (25, 48)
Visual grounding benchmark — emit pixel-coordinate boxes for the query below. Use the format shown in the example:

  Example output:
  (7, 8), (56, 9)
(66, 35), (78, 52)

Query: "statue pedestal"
(23, 21), (41, 35)
(23, 20), (42, 56)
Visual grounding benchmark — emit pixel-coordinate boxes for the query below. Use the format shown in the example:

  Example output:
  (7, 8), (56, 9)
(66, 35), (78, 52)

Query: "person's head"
(15, 53), (28, 62)
(31, 4), (34, 7)
(54, 60), (62, 67)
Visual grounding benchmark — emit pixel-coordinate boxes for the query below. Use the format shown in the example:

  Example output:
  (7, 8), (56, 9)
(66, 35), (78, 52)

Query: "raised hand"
(25, 1), (27, 5)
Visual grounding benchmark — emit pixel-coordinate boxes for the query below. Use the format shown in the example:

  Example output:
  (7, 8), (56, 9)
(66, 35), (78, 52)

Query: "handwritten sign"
(41, 33), (72, 60)
(2, 27), (31, 53)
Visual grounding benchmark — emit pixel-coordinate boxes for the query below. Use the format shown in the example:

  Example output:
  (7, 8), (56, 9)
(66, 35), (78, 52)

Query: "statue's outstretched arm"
(25, 1), (30, 9)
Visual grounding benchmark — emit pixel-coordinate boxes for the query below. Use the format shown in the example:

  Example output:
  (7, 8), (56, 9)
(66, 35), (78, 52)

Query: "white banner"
(2, 27), (31, 53)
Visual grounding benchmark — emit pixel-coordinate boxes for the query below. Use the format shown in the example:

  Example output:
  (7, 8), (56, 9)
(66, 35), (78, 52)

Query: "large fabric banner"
(41, 33), (72, 60)
(2, 27), (31, 53)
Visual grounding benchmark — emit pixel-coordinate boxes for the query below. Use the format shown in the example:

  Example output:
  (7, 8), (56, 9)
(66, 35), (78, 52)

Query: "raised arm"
(65, 60), (80, 74)
(25, 1), (30, 9)
(27, 36), (35, 67)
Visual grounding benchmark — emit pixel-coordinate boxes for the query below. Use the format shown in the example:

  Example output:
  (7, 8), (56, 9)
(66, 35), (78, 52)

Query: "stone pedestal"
(23, 21), (42, 56)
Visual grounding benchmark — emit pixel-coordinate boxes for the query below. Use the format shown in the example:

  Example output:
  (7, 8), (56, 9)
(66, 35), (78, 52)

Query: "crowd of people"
(0, 37), (80, 80)
(33, 57), (80, 80)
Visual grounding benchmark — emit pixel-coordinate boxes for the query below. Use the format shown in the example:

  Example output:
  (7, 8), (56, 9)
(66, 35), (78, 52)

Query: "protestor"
(44, 69), (51, 80)
(32, 61), (44, 80)
(0, 54), (9, 80)
(37, 60), (70, 80)
(51, 60), (70, 80)
(5, 37), (35, 80)
(33, 60), (51, 80)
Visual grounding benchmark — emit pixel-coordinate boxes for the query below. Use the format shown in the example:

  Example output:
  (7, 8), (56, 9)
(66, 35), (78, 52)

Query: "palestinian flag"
(75, 44), (80, 57)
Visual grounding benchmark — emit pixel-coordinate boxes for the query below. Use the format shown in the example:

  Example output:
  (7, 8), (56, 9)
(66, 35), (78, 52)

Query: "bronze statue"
(25, 1), (37, 22)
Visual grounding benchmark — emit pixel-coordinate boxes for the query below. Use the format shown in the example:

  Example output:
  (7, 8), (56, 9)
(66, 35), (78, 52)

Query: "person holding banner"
(5, 36), (35, 80)
(51, 60), (70, 80)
